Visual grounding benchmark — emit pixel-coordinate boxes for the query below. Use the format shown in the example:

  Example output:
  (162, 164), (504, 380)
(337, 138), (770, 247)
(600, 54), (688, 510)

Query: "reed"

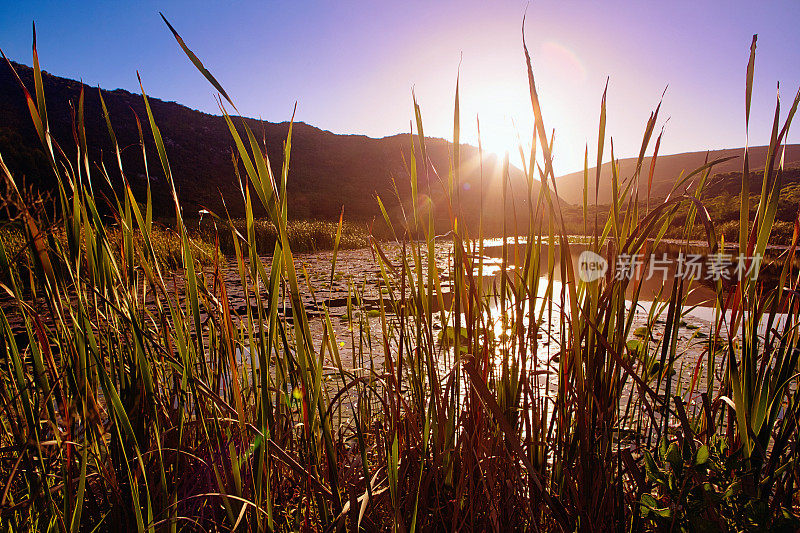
(1, 223), (218, 271)
(192, 218), (371, 256)
(0, 19), (798, 532)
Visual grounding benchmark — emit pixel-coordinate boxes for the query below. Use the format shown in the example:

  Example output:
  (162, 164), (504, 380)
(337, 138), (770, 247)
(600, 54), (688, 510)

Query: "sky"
(2, 0), (800, 176)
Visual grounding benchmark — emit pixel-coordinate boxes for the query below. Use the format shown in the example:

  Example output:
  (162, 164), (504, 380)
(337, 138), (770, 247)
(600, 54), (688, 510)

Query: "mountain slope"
(555, 145), (800, 205)
(0, 60), (540, 232)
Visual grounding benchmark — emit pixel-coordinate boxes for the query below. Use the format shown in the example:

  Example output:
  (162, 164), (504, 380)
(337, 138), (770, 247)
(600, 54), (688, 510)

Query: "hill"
(555, 145), (800, 205)
(0, 60), (541, 233)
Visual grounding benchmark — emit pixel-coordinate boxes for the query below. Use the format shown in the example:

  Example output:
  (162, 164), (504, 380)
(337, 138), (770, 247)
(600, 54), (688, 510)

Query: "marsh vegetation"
(1, 21), (799, 532)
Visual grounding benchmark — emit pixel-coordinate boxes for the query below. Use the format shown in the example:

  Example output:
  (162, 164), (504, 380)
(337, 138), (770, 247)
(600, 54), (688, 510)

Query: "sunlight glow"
(465, 83), (534, 163)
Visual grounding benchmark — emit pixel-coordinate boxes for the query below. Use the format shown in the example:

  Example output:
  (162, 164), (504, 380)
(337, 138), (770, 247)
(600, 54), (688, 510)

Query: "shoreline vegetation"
(556, 165), (800, 247)
(1, 18), (800, 533)
(0, 218), (372, 268)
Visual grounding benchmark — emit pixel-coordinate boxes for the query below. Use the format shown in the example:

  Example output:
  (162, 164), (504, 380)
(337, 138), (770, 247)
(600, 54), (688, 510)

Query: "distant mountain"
(555, 145), (800, 205)
(0, 60), (543, 233)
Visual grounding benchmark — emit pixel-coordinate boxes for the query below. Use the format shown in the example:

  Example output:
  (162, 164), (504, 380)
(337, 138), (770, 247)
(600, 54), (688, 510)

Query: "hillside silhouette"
(0, 60), (540, 233)
(555, 145), (800, 205)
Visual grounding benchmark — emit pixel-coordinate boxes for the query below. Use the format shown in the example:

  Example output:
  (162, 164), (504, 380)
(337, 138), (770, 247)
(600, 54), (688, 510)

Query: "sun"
(478, 113), (533, 163)
(463, 83), (535, 165)
(458, 57), (589, 176)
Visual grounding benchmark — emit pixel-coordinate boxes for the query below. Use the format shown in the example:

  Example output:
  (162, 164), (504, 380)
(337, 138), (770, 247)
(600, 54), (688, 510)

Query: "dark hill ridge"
(0, 60), (538, 232)
(555, 145), (800, 205)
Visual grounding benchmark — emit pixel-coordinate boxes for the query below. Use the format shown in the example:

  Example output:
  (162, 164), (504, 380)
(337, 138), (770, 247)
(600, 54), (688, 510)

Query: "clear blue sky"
(2, 0), (799, 175)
